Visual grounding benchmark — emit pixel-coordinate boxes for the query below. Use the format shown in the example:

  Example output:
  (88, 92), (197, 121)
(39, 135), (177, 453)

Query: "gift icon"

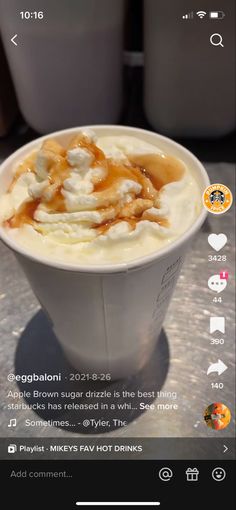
(186, 468), (199, 481)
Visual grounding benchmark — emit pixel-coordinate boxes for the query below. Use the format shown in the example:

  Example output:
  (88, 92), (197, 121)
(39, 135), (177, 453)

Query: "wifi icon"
(196, 10), (207, 18)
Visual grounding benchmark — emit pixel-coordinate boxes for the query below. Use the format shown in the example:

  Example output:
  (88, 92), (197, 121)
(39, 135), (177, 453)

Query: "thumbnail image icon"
(204, 403), (231, 430)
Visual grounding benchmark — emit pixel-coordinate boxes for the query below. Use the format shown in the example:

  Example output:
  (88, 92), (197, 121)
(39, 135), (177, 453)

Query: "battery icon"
(209, 11), (225, 19)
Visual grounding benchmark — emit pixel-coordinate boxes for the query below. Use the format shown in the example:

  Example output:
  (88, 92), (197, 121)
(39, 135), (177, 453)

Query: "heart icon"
(208, 233), (227, 252)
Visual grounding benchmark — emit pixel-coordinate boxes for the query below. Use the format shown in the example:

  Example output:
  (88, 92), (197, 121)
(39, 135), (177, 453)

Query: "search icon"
(210, 33), (224, 47)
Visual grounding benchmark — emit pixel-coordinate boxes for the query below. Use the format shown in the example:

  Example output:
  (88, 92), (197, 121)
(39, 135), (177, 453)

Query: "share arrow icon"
(207, 360), (228, 376)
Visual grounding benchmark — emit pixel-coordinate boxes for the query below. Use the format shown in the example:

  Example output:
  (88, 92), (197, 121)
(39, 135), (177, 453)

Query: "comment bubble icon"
(208, 274), (227, 293)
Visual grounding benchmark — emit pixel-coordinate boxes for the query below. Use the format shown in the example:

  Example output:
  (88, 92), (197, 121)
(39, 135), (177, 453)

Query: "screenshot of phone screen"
(0, 1), (235, 508)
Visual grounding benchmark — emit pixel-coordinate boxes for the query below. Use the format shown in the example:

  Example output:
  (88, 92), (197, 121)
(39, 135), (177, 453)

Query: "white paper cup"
(0, 126), (209, 379)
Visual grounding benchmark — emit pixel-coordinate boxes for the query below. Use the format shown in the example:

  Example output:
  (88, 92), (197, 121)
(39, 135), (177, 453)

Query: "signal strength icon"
(182, 12), (194, 19)
(196, 10), (207, 18)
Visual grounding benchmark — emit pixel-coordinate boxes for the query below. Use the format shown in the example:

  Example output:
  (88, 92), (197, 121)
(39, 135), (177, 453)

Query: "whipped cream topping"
(0, 130), (201, 265)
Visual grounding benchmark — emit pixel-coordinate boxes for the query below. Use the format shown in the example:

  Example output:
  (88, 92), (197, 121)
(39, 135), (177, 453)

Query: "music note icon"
(8, 418), (17, 427)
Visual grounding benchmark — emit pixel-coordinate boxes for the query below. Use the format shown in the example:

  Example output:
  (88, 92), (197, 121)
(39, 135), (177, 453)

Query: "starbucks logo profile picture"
(203, 183), (233, 214)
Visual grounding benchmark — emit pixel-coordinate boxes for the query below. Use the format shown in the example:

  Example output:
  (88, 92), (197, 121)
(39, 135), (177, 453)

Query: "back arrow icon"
(11, 34), (18, 46)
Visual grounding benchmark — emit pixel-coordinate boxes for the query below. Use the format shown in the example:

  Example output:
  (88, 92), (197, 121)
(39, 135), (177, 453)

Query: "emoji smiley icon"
(212, 467), (226, 482)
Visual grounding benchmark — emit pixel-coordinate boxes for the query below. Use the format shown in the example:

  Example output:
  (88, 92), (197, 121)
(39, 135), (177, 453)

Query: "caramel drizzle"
(6, 199), (40, 228)
(5, 136), (184, 233)
(96, 215), (169, 235)
(129, 153), (184, 190)
(9, 152), (37, 192)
